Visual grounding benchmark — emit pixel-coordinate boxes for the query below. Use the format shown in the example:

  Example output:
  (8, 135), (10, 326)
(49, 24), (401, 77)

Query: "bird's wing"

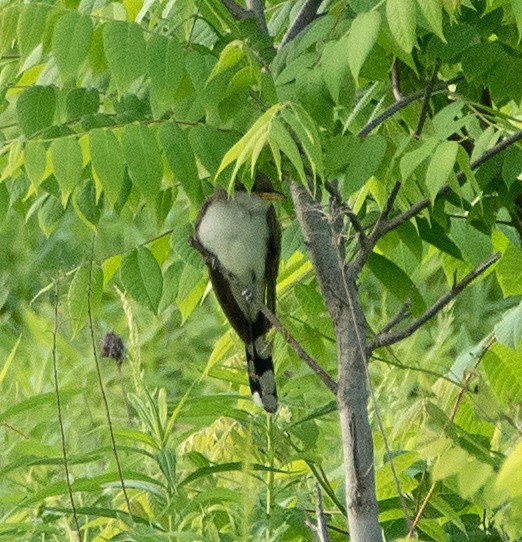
(264, 205), (281, 315)
(206, 265), (252, 343)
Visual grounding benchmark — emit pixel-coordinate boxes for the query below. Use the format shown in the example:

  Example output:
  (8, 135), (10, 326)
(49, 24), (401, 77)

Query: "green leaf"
(0, 6), (19, 56)
(89, 129), (124, 208)
(400, 138), (439, 180)
(16, 86), (56, 137)
(208, 40), (245, 81)
(270, 118), (307, 186)
(122, 124), (162, 200)
(24, 141), (48, 187)
(0, 336), (21, 386)
(483, 343), (522, 405)
(120, 247), (163, 313)
(147, 34), (185, 115)
(159, 122), (202, 205)
(176, 267), (207, 322)
(68, 263), (103, 337)
(216, 104), (282, 180)
(512, 0), (522, 41)
(495, 301), (522, 350)
(66, 88), (99, 120)
(346, 11), (382, 83)
(340, 135), (387, 198)
(496, 439), (522, 498)
(17, 4), (49, 59)
(425, 140), (458, 201)
(386, 0), (417, 53)
(50, 137), (83, 204)
(283, 104), (324, 180)
(495, 240), (522, 297)
(367, 253), (426, 314)
(416, 0), (445, 41)
(103, 21), (147, 94)
(52, 11), (93, 80)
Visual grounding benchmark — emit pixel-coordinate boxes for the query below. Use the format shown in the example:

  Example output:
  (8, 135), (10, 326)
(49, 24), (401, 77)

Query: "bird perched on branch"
(193, 173), (282, 413)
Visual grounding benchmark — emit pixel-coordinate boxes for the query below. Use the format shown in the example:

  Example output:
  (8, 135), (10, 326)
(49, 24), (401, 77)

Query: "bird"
(193, 173), (282, 413)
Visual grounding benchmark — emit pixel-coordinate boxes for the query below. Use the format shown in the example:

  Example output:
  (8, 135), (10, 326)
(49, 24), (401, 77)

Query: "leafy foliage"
(1, 0), (522, 540)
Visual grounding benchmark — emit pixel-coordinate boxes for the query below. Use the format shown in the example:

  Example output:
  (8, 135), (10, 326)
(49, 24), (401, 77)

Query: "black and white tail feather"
(246, 321), (277, 413)
(194, 175), (281, 413)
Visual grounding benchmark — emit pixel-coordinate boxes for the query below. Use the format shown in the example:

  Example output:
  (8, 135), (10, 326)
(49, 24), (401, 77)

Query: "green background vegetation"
(1, 0), (522, 540)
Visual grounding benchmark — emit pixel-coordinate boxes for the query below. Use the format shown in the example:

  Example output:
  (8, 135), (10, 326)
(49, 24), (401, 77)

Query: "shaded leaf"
(103, 21), (147, 94)
(52, 11), (92, 80)
(387, 0), (416, 53)
(89, 129), (124, 208)
(367, 253), (426, 314)
(159, 122), (202, 204)
(122, 124), (162, 200)
(120, 247), (163, 313)
(49, 137), (83, 204)
(346, 11), (382, 83)
(16, 86), (56, 136)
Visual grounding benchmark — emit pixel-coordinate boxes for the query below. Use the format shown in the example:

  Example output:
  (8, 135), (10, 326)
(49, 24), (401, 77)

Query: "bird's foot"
(242, 285), (255, 302)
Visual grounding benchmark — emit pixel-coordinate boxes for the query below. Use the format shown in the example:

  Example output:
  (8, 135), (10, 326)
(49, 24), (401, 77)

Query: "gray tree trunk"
(291, 182), (382, 542)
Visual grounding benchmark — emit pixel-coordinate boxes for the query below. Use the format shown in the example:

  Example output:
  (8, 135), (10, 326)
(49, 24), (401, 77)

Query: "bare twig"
(415, 59), (441, 139)
(375, 300), (412, 339)
(358, 77), (463, 137)
(370, 252), (501, 351)
(51, 281), (82, 541)
(305, 483), (330, 542)
(391, 62), (402, 101)
(280, 0), (323, 48)
(189, 236), (338, 394)
(466, 128), (522, 174)
(324, 181), (368, 245)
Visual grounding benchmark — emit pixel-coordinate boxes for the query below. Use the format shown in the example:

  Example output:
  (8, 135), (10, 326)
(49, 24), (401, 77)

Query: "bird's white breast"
(197, 192), (270, 287)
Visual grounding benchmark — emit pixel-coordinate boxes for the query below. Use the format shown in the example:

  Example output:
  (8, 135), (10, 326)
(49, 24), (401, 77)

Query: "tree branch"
(415, 58), (441, 139)
(369, 252), (501, 351)
(305, 483), (330, 542)
(221, 0), (250, 20)
(188, 236), (338, 394)
(280, 0), (323, 48)
(357, 77), (463, 138)
(246, 0), (269, 33)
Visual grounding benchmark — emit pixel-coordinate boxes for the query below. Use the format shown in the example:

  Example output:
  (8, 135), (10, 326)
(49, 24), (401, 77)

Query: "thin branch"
(325, 181), (368, 245)
(87, 237), (133, 522)
(221, 0), (249, 19)
(467, 128), (522, 174)
(357, 77), (463, 138)
(305, 483), (330, 542)
(375, 300), (412, 339)
(415, 58), (441, 139)
(189, 236), (338, 394)
(280, 0), (323, 48)
(52, 281), (82, 541)
(246, 0), (269, 33)
(391, 62), (402, 101)
(370, 253), (501, 351)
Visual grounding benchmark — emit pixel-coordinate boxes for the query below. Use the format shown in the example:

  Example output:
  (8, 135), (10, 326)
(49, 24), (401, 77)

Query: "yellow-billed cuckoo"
(194, 174), (281, 413)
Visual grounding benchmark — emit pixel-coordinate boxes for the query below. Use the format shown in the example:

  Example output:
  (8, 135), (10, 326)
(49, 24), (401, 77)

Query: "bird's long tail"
(246, 331), (277, 413)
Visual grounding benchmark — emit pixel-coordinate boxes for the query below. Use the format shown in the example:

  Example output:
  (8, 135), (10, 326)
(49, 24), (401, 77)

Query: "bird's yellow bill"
(257, 191), (285, 202)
